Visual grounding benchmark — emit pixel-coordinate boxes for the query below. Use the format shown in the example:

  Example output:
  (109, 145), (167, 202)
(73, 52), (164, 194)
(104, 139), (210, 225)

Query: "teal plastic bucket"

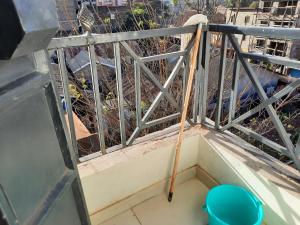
(202, 185), (264, 225)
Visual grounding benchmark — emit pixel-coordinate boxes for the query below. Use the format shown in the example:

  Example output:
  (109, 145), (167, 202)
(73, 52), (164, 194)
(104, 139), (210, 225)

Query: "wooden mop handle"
(168, 25), (203, 202)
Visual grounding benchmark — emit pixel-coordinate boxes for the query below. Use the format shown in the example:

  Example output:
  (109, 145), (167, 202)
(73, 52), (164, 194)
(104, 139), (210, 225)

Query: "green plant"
(249, 1), (258, 8)
(103, 17), (111, 24)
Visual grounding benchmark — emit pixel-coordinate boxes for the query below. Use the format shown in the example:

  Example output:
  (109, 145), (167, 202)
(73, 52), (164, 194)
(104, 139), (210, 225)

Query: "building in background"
(226, 7), (259, 51)
(250, 0), (300, 75)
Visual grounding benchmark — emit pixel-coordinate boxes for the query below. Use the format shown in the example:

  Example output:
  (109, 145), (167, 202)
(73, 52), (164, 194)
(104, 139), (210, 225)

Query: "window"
(268, 41), (287, 56)
(274, 21), (294, 27)
(260, 20), (268, 26)
(263, 1), (272, 12)
(279, 1), (297, 7)
(256, 39), (265, 47)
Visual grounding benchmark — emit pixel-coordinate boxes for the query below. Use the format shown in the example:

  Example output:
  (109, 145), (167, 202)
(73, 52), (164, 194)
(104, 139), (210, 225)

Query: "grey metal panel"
(208, 24), (300, 40)
(0, 185), (18, 225)
(0, 0), (58, 59)
(0, 56), (35, 87)
(0, 74), (91, 225)
(0, 77), (67, 223)
(48, 25), (198, 49)
(40, 184), (81, 225)
(0, 81), (61, 221)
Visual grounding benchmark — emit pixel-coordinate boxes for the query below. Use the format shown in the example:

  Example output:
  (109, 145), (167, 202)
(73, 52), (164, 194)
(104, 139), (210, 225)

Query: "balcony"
(1, 3), (300, 223)
(47, 24), (300, 225)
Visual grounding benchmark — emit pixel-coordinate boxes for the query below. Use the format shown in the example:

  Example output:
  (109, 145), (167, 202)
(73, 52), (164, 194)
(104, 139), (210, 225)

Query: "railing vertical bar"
(134, 60), (142, 127)
(182, 57), (189, 106)
(192, 69), (200, 123)
(193, 32), (204, 123)
(198, 66), (204, 123)
(57, 48), (79, 159)
(197, 34), (205, 123)
(114, 42), (127, 147)
(201, 31), (211, 123)
(88, 44), (107, 154)
(228, 54), (240, 123)
(215, 34), (228, 129)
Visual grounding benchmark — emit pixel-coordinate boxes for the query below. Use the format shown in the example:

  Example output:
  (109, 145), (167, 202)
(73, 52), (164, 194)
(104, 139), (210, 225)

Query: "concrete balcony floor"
(99, 178), (208, 225)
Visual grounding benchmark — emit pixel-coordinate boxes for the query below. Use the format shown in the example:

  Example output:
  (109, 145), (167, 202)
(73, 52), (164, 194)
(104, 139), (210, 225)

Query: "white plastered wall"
(78, 126), (300, 225)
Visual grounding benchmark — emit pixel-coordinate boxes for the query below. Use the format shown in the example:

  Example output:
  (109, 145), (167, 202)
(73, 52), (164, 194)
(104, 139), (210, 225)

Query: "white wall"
(78, 126), (300, 225)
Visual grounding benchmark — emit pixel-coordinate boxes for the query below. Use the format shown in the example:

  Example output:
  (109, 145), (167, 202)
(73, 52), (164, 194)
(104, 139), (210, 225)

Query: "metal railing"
(206, 24), (300, 171)
(48, 24), (300, 172)
(48, 25), (200, 160)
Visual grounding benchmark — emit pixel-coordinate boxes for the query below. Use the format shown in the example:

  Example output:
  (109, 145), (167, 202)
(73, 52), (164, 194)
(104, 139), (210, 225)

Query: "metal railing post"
(88, 44), (107, 154)
(215, 33), (228, 129)
(200, 31), (211, 123)
(228, 54), (240, 123)
(114, 42), (127, 147)
(57, 48), (79, 159)
(193, 31), (204, 123)
(134, 60), (142, 128)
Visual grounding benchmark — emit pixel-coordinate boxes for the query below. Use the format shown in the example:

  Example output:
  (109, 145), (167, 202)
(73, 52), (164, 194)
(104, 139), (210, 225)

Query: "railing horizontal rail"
(140, 51), (186, 63)
(48, 25), (198, 49)
(144, 113), (181, 128)
(233, 124), (288, 155)
(208, 24), (300, 40)
(241, 52), (300, 69)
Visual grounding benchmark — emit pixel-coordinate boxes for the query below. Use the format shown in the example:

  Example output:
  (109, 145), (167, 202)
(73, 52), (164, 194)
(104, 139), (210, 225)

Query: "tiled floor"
(100, 178), (209, 225)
